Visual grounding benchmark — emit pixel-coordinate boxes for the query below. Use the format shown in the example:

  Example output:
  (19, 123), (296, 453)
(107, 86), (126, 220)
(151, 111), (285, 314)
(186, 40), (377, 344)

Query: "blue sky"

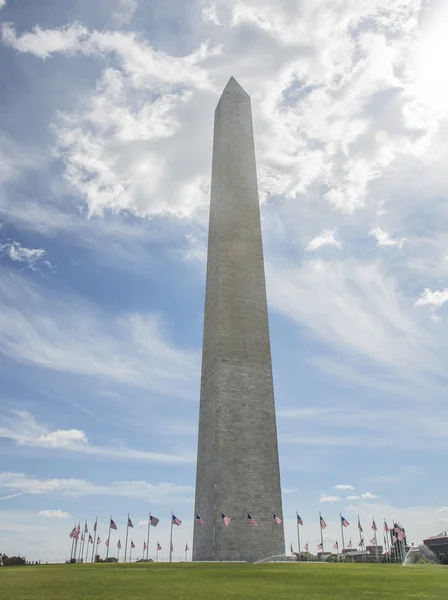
(1, 0), (448, 562)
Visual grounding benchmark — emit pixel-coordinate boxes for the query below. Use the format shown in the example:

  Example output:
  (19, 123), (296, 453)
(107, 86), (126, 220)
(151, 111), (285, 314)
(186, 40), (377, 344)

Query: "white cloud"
(113, 0), (140, 26)
(0, 0), (6, 9)
(369, 226), (405, 248)
(0, 273), (199, 395)
(0, 472), (194, 502)
(416, 288), (448, 308)
(361, 492), (378, 500)
(320, 495), (341, 503)
(335, 484), (354, 491)
(0, 411), (195, 465)
(282, 488), (299, 495)
(38, 509), (70, 519)
(307, 229), (342, 251)
(0, 241), (49, 269)
(347, 495), (361, 500)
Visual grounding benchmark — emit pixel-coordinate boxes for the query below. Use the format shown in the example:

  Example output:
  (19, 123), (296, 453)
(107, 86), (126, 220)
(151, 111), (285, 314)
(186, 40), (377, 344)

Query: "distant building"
(423, 532), (448, 556)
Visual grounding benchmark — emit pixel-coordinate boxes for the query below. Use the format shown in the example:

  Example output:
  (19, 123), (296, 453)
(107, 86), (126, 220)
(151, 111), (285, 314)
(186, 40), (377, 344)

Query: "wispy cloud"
(335, 484), (354, 491)
(320, 495), (341, 503)
(0, 472), (194, 502)
(307, 229), (342, 251)
(0, 411), (195, 465)
(0, 273), (200, 395)
(369, 227), (405, 248)
(38, 509), (70, 519)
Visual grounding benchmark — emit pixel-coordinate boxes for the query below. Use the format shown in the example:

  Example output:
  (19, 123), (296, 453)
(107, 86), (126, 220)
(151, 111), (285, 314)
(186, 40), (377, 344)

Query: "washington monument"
(193, 77), (285, 562)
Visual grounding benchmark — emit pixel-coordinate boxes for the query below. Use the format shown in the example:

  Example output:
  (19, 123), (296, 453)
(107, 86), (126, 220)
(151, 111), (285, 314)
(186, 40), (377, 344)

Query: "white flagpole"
(169, 511), (174, 563)
(146, 511), (151, 561)
(319, 512), (325, 556)
(85, 531), (90, 564)
(340, 514), (346, 552)
(124, 513), (130, 563)
(91, 517), (98, 563)
(296, 511), (302, 562)
(156, 542), (159, 562)
(373, 516), (379, 563)
(105, 516), (112, 562)
(129, 542), (133, 563)
(357, 515), (365, 562)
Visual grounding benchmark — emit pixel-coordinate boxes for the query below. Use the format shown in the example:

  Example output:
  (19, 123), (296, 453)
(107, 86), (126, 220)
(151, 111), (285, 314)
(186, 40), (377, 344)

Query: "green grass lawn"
(1, 562), (447, 600)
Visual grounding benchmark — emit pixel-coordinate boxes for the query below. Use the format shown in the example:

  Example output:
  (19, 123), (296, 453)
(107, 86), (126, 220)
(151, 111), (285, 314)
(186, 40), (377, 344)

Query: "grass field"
(1, 562), (447, 600)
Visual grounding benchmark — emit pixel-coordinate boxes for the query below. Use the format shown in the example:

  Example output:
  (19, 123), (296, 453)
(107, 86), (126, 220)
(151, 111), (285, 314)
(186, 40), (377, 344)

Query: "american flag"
(273, 514), (282, 525)
(185, 544), (189, 551)
(69, 526), (77, 539)
(359, 538), (364, 547)
(127, 517), (134, 528)
(297, 514), (303, 526)
(105, 538), (109, 547)
(394, 525), (401, 534)
(97, 537), (102, 545)
(290, 543), (293, 554)
(84, 522), (88, 533)
(157, 543), (162, 550)
(304, 543), (309, 551)
(196, 514), (205, 526)
(248, 514), (257, 526)
(117, 539), (121, 549)
(144, 542), (147, 551)
(94, 519), (97, 532)
(172, 514), (182, 526)
(150, 516), (159, 527)
(131, 541), (135, 549)
(341, 515), (349, 527)
(75, 523), (81, 537)
(392, 535), (397, 543)
(110, 518), (117, 530)
(88, 534), (93, 543)
(371, 520), (377, 531)
(81, 534), (84, 543)
(358, 517), (363, 532)
(317, 543), (322, 549)
(222, 513), (231, 527)
(370, 538), (376, 545)
(333, 541), (338, 549)
(398, 531), (405, 542)
(170, 542), (173, 552)
(383, 521), (389, 533)
(320, 516), (327, 529)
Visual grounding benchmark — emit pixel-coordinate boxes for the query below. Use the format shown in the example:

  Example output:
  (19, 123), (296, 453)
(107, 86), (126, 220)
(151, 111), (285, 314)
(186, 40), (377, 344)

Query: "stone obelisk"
(193, 77), (284, 562)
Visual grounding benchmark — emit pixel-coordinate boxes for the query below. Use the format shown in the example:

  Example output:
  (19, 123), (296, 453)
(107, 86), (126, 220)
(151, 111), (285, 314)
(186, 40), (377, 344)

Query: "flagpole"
(146, 511), (151, 561)
(373, 516), (379, 563)
(124, 513), (130, 563)
(357, 514), (365, 562)
(156, 542), (159, 562)
(70, 532), (75, 562)
(74, 531), (79, 563)
(78, 528), (84, 563)
(185, 544), (187, 563)
(106, 516), (112, 562)
(169, 510), (174, 563)
(319, 511), (325, 556)
(129, 542), (132, 563)
(296, 511), (302, 562)
(340, 514), (346, 552)
(91, 517), (98, 563)
(85, 531), (90, 564)
(94, 534), (99, 563)
(383, 532), (390, 563)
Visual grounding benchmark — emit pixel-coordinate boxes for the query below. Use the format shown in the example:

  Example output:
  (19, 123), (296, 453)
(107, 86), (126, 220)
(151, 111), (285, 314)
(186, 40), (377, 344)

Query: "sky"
(0, 0), (448, 563)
